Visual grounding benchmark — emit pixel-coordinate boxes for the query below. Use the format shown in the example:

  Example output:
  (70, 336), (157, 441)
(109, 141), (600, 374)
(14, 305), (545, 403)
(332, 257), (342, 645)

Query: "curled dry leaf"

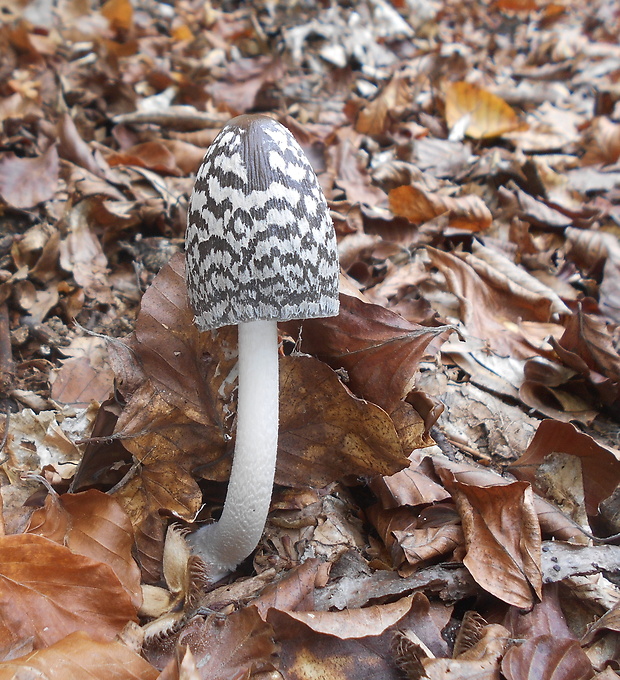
(26, 489), (142, 609)
(509, 419), (620, 516)
(426, 247), (553, 359)
(267, 608), (403, 680)
(440, 473), (542, 609)
(389, 183), (492, 232)
(0, 145), (59, 209)
(470, 240), (570, 317)
(553, 306), (620, 385)
(394, 525), (464, 570)
(0, 534), (137, 658)
(501, 635), (594, 680)
(278, 355), (409, 486)
(445, 81), (525, 139)
(0, 631), (158, 680)
(356, 74), (411, 136)
(174, 606), (277, 680)
(271, 595), (415, 639)
(581, 117), (620, 166)
(289, 293), (452, 412)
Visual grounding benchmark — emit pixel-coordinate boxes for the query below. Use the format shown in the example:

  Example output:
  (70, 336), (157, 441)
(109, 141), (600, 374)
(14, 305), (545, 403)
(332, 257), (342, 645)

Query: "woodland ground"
(1, 0), (620, 678)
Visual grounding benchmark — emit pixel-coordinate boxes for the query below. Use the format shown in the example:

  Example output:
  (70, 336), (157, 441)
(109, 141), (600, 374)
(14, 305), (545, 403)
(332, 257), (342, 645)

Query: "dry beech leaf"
(553, 307), (620, 384)
(501, 635), (594, 680)
(389, 183), (492, 232)
(26, 489), (142, 609)
(509, 419), (620, 516)
(253, 558), (326, 619)
(267, 608), (403, 680)
(0, 631), (158, 680)
(394, 525), (464, 569)
(176, 606), (277, 680)
(0, 534), (137, 658)
(445, 81), (524, 139)
(275, 596), (415, 640)
(289, 293), (452, 411)
(356, 75), (411, 136)
(101, 0), (133, 31)
(469, 240), (570, 317)
(277, 355), (409, 486)
(581, 117), (620, 166)
(0, 145), (59, 209)
(426, 247), (553, 359)
(370, 453), (451, 509)
(440, 475), (542, 609)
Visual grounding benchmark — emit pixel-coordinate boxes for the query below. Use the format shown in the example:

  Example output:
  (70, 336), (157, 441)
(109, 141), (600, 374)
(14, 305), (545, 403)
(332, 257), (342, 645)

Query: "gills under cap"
(185, 114), (340, 331)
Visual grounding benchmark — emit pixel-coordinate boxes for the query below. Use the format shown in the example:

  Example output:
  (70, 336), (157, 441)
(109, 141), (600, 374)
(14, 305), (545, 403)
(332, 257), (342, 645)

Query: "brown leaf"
(327, 126), (387, 206)
(553, 306), (620, 383)
(26, 489), (142, 609)
(395, 525), (464, 569)
(277, 356), (409, 486)
(356, 75), (411, 136)
(290, 293), (452, 411)
(106, 141), (181, 175)
(441, 476), (542, 609)
(59, 200), (113, 304)
(101, 0), (133, 31)
(0, 534), (137, 658)
(370, 452), (450, 509)
(268, 608), (402, 680)
(0, 631), (158, 680)
(272, 596), (414, 639)
(426, 247), (553, 359)
(177, 606), (277, 680)
(509, 419), (620, 516)
(581, 117), (620, 166)
(445, 81), (525, 139)
(389, 183), (492, 232)
(0, 145), (59, 209)
(501, 635), (594, 680)
(57, 113), (107, 178)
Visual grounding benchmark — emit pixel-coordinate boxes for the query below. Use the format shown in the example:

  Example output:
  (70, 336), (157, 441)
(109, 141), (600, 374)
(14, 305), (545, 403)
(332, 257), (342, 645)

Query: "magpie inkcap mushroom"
(185, 114), (339, 580)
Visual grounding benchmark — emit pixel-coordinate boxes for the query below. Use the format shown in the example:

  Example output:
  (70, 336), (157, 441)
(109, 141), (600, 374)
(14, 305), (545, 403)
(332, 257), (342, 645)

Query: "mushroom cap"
(186, 114), (340, 331)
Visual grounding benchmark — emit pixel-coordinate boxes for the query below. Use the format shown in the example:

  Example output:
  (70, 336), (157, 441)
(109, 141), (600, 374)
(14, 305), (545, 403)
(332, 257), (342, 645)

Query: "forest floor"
(1, 0), (620, 678)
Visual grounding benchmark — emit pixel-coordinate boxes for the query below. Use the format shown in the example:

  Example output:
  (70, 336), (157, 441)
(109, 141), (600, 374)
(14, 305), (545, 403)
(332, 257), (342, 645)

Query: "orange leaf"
(445, 81), (524, 139)
(0, 631), (158, 680)
(0, 534), (137, 658)
(101, 0), (133, 31)
(390, 184), (492, 231)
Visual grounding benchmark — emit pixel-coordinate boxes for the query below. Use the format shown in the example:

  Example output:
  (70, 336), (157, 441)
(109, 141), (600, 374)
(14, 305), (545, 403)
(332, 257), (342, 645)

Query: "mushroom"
(185, 114), (340, 581)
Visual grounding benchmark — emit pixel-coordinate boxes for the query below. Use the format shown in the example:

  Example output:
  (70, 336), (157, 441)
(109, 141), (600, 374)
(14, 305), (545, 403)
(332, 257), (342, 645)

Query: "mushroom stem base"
(189, 318), (279, 581)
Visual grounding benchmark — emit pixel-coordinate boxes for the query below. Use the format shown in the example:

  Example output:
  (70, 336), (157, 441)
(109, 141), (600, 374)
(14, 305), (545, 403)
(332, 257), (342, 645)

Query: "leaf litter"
(1, 0), (620, 678)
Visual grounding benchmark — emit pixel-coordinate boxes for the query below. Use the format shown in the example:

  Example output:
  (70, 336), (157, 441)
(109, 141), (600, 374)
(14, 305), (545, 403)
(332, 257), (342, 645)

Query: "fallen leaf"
(0, 145), (59, 209)
(26, 489), (142, 608)
(502, 635), (594, 680)
(0, 631), (158, 680)
(445, 81), (524, 139)
(390, 183), (492, 231)
(0, 534), (137, 658)
(441, 476), (542, 608)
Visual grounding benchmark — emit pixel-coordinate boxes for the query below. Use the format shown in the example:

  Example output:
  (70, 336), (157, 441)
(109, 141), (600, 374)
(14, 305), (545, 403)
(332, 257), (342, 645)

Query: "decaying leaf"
(0, 145), (59, 208)
(0, 534), (137, 658)
(445, 81), (525, 139)
(0, 631), (158, 680)
(26, 489), (142, 608)
(390, 183), (492, 232)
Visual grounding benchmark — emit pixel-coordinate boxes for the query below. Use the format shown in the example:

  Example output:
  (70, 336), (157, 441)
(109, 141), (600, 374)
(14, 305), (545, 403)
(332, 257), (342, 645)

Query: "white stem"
(189, 319), (279, 580)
